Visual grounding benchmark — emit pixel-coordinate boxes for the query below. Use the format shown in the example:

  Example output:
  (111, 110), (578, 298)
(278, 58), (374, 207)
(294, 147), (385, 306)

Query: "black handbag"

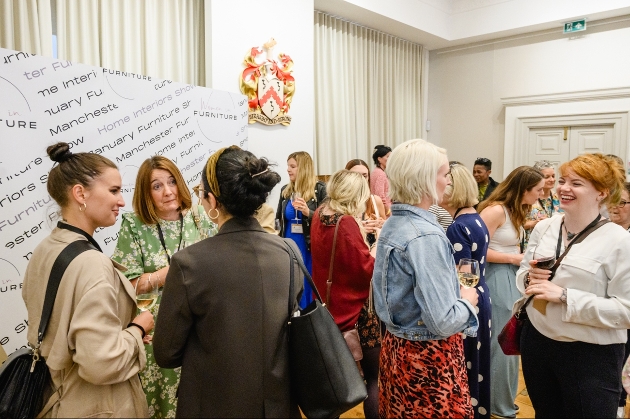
(284, 240), (367, 419)
(0, 239), (96, 419)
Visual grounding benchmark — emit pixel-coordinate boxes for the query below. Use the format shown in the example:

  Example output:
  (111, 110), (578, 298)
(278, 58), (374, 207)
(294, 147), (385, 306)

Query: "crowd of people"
(19, 138), (630, 418)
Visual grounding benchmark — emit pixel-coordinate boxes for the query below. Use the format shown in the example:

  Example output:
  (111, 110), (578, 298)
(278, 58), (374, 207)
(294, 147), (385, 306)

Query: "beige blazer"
(22, 225), (148, 418)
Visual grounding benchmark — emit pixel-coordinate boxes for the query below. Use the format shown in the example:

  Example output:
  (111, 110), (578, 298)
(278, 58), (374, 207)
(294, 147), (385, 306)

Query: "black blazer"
(153, 217), (303, 418)
(275, 181), (327, 250)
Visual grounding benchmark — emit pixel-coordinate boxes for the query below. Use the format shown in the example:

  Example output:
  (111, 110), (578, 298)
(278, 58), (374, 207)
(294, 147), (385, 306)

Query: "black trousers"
(619, 330), (630, 407)
(521, 320), (624, 418)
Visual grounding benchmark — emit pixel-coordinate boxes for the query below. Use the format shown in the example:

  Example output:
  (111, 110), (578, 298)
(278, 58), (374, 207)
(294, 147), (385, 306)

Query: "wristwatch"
(560, 288), (568, 304)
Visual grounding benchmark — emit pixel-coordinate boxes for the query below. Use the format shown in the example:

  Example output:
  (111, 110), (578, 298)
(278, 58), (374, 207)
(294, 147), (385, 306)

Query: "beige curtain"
(56, 0), (205, 85)
(0, 0), (52, 56)
(314, 11), (426, 175)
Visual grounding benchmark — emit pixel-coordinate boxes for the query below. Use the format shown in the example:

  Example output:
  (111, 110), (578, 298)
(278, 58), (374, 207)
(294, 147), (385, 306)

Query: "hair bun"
(47, 142), (73, 163)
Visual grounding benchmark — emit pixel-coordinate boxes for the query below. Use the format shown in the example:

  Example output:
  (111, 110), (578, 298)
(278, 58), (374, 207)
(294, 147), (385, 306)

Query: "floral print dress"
(112, 209), (217, 419)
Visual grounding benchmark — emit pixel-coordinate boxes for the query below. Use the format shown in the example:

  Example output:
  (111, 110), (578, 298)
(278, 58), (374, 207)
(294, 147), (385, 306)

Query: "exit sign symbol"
(564, 19), (587, 34)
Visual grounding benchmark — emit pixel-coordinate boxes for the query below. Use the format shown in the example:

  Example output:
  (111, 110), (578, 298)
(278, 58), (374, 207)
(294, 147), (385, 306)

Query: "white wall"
(427, 17), (630, 179)
(205, 0), (314, 208)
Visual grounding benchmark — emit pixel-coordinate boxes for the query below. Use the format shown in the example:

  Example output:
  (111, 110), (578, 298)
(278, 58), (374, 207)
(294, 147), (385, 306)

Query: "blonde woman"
(440, 163), (491, 418)
(373, 140), (478, 418)
(310, 170), (379, 418)
(276, 151), (327, 308)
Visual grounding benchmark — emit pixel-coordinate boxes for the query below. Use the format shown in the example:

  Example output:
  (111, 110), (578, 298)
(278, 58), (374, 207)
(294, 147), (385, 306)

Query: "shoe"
(618, 406), (625, 418)
(514, 404), (520, 414)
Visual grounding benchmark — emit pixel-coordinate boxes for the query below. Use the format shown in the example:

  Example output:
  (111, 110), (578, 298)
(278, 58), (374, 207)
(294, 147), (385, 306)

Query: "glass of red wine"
(534, 248), (556, 270)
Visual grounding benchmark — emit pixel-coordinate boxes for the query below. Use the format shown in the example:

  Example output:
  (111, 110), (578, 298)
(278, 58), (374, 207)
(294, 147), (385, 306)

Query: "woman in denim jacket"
(373, 139), (479, 418)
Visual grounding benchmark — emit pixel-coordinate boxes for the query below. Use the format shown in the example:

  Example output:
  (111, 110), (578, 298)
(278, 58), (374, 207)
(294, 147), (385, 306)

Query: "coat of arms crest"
(240, 38), (294, 126)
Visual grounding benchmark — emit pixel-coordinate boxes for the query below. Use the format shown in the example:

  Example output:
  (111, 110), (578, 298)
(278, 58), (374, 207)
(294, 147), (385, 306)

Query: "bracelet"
(147, 273), (153, 289)
(155, 272), (161, 287)
(127, 322), (146, 338)
(560, 288), (568, 304)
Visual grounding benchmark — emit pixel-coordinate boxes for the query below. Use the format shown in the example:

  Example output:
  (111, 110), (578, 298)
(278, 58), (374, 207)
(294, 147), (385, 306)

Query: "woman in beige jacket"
(22, 142), (154, 418)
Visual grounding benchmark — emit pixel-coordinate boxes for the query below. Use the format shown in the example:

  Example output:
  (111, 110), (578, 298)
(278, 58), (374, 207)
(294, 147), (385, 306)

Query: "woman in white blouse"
(518, 154), (630, 418)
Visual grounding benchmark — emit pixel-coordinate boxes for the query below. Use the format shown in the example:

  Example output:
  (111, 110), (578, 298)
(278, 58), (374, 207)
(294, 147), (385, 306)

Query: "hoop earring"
(79, 202), (87, 212)
(207, 208), (220, 221)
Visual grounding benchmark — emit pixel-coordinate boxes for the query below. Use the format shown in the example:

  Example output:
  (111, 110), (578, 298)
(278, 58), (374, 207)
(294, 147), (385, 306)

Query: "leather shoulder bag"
(284, 240), (367, 419)
(0, 239), (96, 418)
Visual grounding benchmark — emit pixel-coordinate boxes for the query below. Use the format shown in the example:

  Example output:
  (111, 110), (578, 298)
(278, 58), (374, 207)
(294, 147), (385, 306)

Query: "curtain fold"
(314, 11), (425, 175)
(55, 0), (205, 85)
(0, 0), (53, 57)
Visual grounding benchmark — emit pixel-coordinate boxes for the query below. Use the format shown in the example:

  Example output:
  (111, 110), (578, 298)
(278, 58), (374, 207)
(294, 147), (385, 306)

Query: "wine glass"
(457, 258), (480, 289)
(135, 275), (159, 312)
(533, 248), (556, 270)
(291, 192), (301, 221)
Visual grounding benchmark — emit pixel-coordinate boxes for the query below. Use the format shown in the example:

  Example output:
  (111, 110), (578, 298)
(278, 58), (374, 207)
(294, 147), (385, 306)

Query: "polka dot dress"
(447, 213), (491, 419)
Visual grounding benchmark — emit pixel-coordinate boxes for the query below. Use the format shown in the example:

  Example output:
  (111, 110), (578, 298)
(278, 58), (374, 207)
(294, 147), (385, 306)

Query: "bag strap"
(520, 217), (610, 313)
(326, 215), (343, 306)
(284, 240), (324, 318)
(37, 240), (96, 344)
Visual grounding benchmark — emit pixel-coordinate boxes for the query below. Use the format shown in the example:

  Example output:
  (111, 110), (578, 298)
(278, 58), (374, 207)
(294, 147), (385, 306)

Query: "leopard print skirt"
(379, 331), (473, 418)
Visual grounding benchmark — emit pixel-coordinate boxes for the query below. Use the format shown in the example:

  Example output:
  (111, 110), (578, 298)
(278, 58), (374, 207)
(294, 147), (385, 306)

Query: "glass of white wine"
(291, 192), (301, 221)
(457, 258), (480, 289)
(135, 274), (159, 312)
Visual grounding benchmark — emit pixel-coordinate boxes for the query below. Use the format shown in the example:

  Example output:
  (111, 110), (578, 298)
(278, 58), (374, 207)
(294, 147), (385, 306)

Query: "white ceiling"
(314, 0), (630, 49)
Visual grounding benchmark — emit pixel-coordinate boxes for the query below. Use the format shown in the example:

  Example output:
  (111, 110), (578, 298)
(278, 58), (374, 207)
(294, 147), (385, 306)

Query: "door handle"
(563, 127), (568, 141)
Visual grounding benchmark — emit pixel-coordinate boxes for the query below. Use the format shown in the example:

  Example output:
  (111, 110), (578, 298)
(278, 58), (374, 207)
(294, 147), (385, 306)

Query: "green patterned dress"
(112, 209), (217, 419)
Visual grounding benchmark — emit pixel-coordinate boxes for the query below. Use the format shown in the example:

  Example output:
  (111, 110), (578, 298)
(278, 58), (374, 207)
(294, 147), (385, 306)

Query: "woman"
(311, 170), (379, 418)
(370, 145), (392, 214)
(518, 154), (630, 418)
(478, 166), (544, 419)
(23, 142), (153, 417)
(614, 183), (630, 418)
(523, 160), (563, 246)
(276, 151), (327, 308)
(153, 146), (303, 417)
(440, 163), (491, 419)
(373, 139), (479, 418)
(345, 159), (386, 245)
(112, 156), (216, 418)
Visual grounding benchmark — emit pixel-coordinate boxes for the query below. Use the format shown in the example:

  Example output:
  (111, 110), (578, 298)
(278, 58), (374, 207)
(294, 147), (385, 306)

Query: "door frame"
(502, 88), (630, 179)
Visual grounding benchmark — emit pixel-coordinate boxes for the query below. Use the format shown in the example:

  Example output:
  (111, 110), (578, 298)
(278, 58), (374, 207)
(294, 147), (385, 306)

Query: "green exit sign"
(564, 19), (586, 33)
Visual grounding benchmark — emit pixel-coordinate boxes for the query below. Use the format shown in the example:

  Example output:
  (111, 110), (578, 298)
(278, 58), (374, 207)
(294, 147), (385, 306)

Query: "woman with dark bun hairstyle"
(153, 146), (303, 418)
(370, 145), (392, 215)
(22, 142), (153, 417)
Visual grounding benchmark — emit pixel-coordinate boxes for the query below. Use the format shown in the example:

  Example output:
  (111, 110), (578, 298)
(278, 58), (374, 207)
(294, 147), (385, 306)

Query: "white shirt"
(516, 214), (630, 344)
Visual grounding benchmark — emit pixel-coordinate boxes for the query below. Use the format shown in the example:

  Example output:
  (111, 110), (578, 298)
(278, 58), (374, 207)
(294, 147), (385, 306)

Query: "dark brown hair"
(46, 142), (117, 207)
(133, 156), (192, 224)
(477, 166), (543, 232)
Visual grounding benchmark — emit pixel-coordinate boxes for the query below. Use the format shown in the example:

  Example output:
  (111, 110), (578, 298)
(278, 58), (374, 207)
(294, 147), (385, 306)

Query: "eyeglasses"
(192, 185), (205, 199)
(616, 200), (628, 208)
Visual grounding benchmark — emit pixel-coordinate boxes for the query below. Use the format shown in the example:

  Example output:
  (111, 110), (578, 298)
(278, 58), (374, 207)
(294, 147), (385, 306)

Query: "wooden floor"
(340, 361), (630, 418)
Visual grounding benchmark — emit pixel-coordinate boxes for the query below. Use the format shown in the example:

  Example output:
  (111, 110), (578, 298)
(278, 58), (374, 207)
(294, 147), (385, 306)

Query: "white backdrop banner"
(0, 48), (248, 354)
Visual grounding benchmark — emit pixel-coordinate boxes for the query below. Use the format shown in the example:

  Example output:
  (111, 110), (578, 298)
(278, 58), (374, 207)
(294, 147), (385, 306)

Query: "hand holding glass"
(135, 274), (159, 312)
(291, 192), (301, 221)
(533, 248), (556, 270)
(457, 258), (480, 289)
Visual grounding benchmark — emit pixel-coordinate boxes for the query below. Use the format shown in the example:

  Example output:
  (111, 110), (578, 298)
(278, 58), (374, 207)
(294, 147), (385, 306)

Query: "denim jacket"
(373, 204), (478, 340)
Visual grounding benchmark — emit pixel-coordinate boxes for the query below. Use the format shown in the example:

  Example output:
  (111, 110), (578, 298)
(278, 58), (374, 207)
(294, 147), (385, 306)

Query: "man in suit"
(473, 157), (499, 203)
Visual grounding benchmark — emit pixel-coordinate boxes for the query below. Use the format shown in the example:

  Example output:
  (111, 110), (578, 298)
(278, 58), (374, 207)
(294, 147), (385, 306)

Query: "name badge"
(291, 224), (304, 234)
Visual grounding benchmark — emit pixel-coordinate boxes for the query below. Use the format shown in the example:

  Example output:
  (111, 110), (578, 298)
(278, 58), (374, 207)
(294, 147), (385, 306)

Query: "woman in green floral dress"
(112, 156), (217, 419)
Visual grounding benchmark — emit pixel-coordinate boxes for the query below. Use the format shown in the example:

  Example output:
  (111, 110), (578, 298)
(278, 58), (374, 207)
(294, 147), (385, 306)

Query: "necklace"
(563, 214), (602, 243)
(565, 228), (577, 241)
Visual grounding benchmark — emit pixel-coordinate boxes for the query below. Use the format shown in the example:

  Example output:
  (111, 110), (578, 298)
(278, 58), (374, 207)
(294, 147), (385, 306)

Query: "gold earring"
(207, 208), (220, 220)
(79, 202), (87, 212)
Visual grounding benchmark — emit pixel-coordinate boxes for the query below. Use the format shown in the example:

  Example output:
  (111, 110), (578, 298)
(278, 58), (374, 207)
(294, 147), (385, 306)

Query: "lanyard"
(556, 214), (601, 259)
(156, 213), (183, 265)
(57, 222), (103, 253)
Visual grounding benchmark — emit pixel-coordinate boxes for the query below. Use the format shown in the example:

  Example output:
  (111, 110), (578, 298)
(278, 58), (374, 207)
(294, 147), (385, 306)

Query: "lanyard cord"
(57, 222), (103, 253)
(556, 214), (602, 259)
(156, 213), (183, 265)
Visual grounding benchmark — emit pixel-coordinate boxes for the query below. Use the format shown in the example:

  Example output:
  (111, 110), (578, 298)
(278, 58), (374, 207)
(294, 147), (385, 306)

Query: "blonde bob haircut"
(387, 139), (448, 205)
(133, 156), (192, 225)
(326, 170), (371, 217)
(559, 153), (625, 207)
(446, 164), (479, 208)
(281, 151), (317, 201)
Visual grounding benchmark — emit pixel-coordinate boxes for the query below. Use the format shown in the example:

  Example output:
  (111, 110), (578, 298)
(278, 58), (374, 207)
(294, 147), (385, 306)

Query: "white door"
(528, 124), (615, 167)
